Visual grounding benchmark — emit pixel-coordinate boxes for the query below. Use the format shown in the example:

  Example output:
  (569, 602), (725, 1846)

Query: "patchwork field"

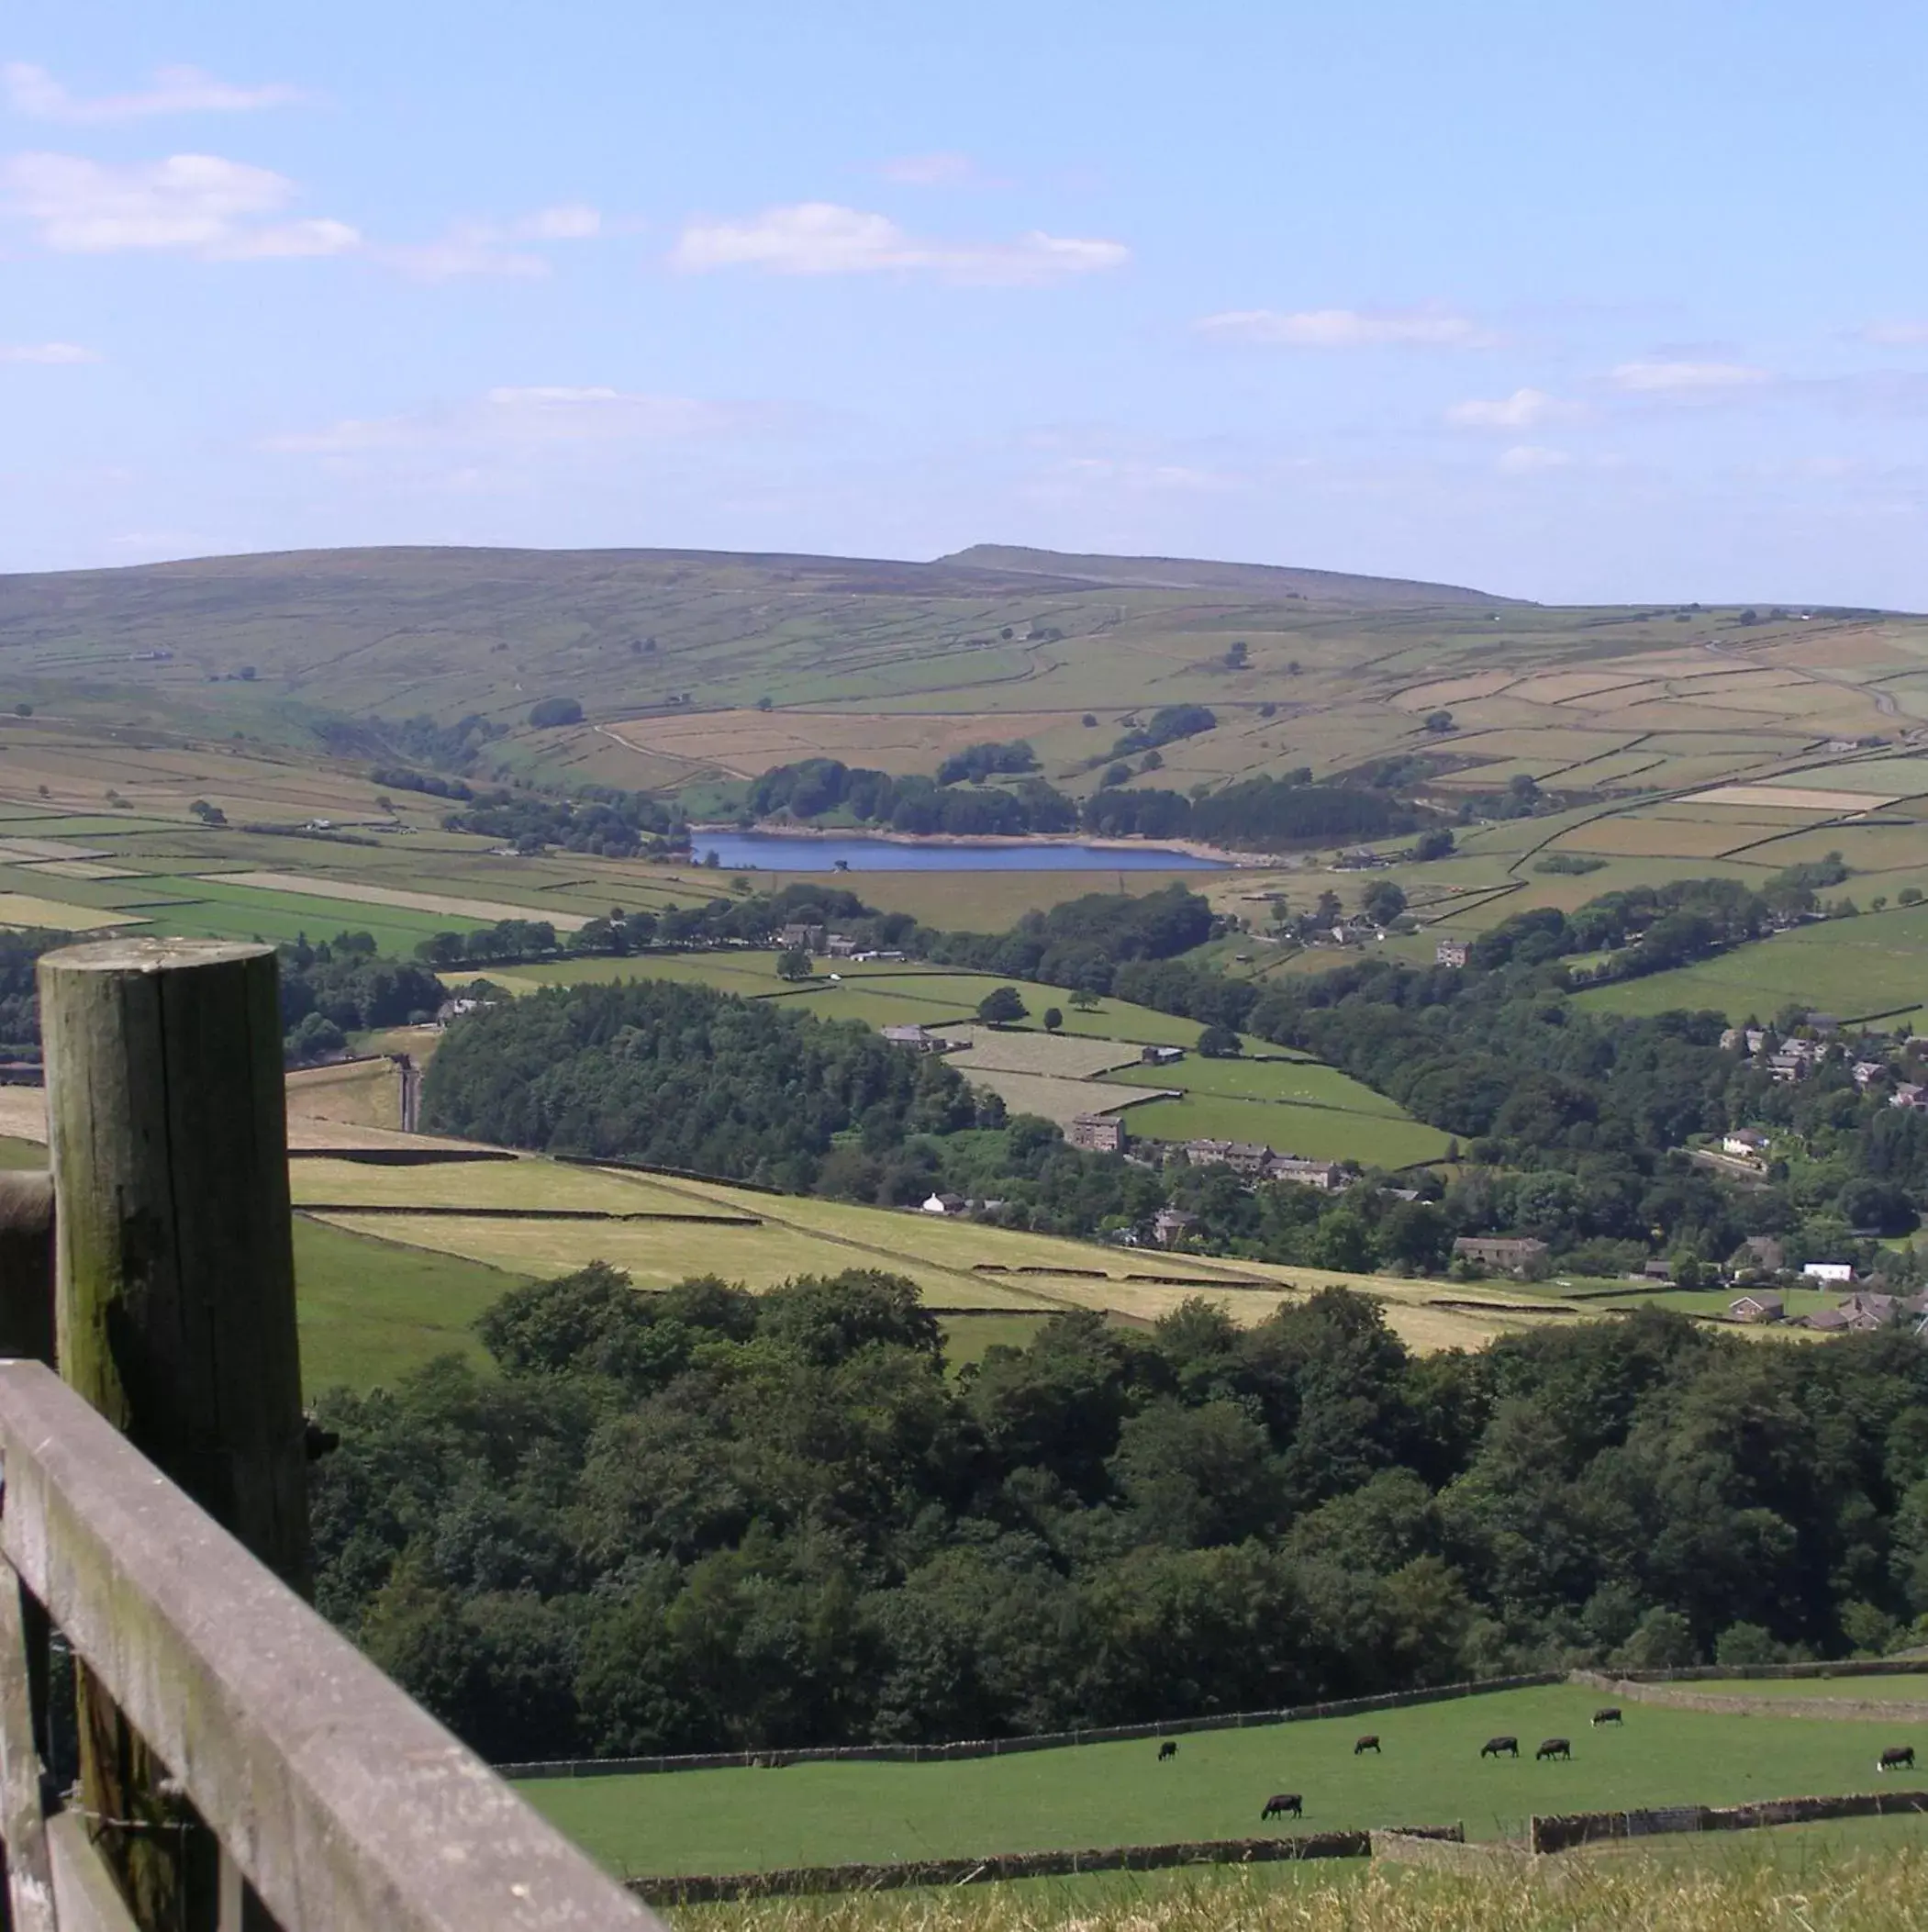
(516, 1682), (1928, 1875)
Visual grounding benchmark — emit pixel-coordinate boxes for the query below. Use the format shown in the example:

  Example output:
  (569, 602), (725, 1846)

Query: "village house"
(1066, 1114), (1127, 1154)
(1141, 1044), (1186, 1066)
(1152, 1206), (1197, 1246)
(777, 922), (826, 952)
(919, 1192), (966, 1216)
(1435, 939), (1469, 968)
(1453, 1235), (1551, 1275)
(1853, 1060), (1889, 1089)
(1184, 1138), (1274, 1176)
(1729, 1290), (1785, 1323)
(824, 933), (859, 958)
(1265, 1156), (1349, 1191)
(1893, 1083), (1928, 1112)
(1802, 1261), (1854, 1284)
(1722, 1128), (1771, 1159)
(883, 1022), (951, 1052)
(1732, 1234), (1786, 1275)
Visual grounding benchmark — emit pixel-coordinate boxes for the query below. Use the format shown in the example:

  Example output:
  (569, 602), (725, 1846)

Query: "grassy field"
(1575, 905), (1928, 1025)
(671, 1844), (1928, 1932)
(292, 1216), (526, 1393)
(1119, 1094), (1454, 1168)
(290, 1152), (1567, 1352)
(516, 1684), (1926, 1875)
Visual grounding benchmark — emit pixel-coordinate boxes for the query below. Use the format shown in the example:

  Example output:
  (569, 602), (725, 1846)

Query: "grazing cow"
(1261, 1793), (1303, 1822)
(1536, 1738), (1572, 1762)
(1480, 1736), (1520, 1759)
(1879, 1746), (1915, 1772)
(1592, 1708), (1622, 1727)
(1354, 1735), (1380, 1756)
(1158, 1741), (1177, 1762)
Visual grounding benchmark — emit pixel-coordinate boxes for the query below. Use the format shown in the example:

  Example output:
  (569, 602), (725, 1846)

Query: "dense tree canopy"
(312, 1271), (1928, 1762)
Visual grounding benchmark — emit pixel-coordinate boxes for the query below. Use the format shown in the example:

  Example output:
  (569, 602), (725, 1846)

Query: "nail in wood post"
(39, 939), (309, 1930)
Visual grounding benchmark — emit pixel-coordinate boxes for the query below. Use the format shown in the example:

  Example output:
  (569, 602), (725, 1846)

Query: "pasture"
(289, 1152), (1566, 1353)
(1119, 1094), (1454, 1168)
(515, 1684), (1927, 1875)
(1575, 904), (1928, 1026)
(291, 1216), (525, 1393)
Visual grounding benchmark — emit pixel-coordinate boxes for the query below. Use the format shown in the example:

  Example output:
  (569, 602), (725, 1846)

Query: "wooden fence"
(0, 938), (663, 1932)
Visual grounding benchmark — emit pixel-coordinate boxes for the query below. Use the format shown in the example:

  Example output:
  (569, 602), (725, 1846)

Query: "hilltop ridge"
(938, 543), (1521, 606)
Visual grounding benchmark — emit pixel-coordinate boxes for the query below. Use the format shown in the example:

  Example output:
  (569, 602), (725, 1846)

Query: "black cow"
(1158, 1741), (1177, 1761)
(1261, 1793), (1303, 1822)
(1879, 1746), (1915, 1772)
(1354, 1735), (1380, 1756)
(1536, 1737), (1572, 1761)
(1480, 1736), (1519, 1759)
(1592, 1708), (1622, 1727)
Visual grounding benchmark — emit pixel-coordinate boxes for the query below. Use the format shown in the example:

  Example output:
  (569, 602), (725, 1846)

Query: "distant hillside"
(0, 542), (1520, 737)
(939, 544), (1520, 607)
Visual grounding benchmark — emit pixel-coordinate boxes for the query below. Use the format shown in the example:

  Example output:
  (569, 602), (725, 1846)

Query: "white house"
(1722, 1129), (1770, 1158)
(1803, 1261), (1854, 1284)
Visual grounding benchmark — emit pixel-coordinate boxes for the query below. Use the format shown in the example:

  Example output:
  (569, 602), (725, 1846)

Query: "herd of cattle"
(1145, 1708), (1920, 1824)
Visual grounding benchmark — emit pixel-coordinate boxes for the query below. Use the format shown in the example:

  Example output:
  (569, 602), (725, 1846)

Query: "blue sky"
(4, 0), (1926, 604)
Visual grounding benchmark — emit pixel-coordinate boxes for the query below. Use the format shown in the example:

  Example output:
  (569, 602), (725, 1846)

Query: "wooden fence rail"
(0, 938), (663, 1932)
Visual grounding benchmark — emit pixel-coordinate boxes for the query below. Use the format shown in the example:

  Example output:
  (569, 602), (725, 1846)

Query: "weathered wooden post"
(38, 938), (308, 1930)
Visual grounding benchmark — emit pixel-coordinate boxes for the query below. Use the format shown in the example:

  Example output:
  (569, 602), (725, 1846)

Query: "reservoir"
(689, 831), (1228, 872)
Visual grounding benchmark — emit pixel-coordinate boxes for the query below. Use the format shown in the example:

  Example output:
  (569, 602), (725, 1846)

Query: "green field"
(1119, 1093), (1454, 1167)
(1575, 905), (1928, 1025)
(515, 1684), (1927, 1876)
(292, 1215), (528, 1393)
(1105, 1055), (1410, 1117)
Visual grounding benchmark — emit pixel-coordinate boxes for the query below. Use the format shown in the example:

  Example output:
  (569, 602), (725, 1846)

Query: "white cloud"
(3, 61), (303, 123)
(1446, 386), (1581, 430)
(1497, 444), (1575, 474)
(1610, 360), (1770, 394)
(0, 151), (358, 257)
(268, 385), (770, 455)
(1864, 321), (1928, 347)
(1198, 307), (1502, 349)
(878, 152), (978, 186)
(0, 340), (97, 363)
(377, 204), (604, 280)
(669, 202), (1127, 285)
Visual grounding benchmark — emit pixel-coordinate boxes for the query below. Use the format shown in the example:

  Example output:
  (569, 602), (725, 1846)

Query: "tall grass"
(684, 1851), (1928, 1932)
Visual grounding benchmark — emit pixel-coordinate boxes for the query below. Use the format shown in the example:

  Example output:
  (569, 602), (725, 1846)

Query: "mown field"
(286, 1152), (1570, 1354)
(516, 1684), (1925, 1876)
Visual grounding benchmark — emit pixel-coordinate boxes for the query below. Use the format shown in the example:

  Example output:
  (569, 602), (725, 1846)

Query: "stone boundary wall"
(1529, 1788), (1928, 1855)
(1601, 1659), (1928, 1684)
(498, 1673), (1563, 1781)
(1570, 1670), (1928, 1724)
(1370, 1831), (1525, 1875)
(627, 1826), (1465, 1904)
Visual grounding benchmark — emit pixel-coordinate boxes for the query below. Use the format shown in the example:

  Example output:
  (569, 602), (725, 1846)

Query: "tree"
(1423, 710), (1454, 733)
(1198, 1022), (1241, 1058)
(776, 946), (814, 982)
(1224, 641), (1249, 669)
(755, 696), (774, 711)
(976, 987), (1028, 1026)
(1413, 830), (1455, 861)
(528, 697), (585, 728)
(1070, 988), (1099, 1012)
(1042, 1008), (1064, 1033)
(1361, 880), (1407, 926)
(1082, 714), (1098, 728)
(13, 704), (31, 719)
(1140, 750), (1164, 773)
(1102, 763), (1131, 787)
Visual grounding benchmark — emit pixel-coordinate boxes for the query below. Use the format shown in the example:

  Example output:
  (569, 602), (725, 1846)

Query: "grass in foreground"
(674, 1845), (1928, 1931)
(515, 1685), (1922, 1876)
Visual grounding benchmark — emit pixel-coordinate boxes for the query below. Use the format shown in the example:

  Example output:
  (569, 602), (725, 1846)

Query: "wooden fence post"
(39, 938), (309, 1931)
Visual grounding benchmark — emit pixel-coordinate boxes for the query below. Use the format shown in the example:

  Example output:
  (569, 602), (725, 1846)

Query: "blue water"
(689, 831), (1227, 872)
